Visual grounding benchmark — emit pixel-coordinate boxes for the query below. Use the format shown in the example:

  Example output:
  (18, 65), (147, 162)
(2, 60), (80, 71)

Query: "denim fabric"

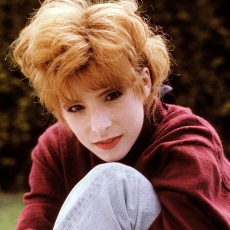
(53, 163), (161, 230)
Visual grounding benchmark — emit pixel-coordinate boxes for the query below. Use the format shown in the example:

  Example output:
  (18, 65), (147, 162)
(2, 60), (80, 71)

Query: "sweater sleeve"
(16, 123), (69, 230)
(145, 107), (230, 229)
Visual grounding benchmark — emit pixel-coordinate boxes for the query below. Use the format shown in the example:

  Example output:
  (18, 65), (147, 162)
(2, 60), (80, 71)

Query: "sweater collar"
(117, 112), (153, 166)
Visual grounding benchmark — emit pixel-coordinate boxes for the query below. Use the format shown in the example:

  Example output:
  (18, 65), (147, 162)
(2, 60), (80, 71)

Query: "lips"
(94, 136), (122, 150)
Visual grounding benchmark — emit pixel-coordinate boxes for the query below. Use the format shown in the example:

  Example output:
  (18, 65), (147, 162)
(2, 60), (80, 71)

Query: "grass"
(0, 193), (24, 230)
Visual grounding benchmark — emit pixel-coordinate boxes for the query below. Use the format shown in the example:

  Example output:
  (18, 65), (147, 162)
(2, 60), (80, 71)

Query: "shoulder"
(155, 103), (220, 143)
(38, 122), (73, 141)
(36, 122), (74, 148)
(157, 103), (211, 127)
(151, 102), (225, 172)
(32, 122), (81, 161)
(145, 103), (230, 228)
(151, 103), (230, 188)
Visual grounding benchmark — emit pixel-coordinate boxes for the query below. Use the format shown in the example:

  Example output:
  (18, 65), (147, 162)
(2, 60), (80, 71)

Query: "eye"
(105, 91), (123, 101)
(68, 104), (85, 112)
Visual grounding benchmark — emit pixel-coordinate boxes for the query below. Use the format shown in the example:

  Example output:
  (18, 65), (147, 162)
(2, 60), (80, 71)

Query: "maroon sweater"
(16, 102), (230, 230)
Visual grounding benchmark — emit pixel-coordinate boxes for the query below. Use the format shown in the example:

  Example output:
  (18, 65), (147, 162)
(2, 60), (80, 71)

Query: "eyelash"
(105, 91), (123, 101)
(67, 91), (123, 112)
(68, 104), (84, 112)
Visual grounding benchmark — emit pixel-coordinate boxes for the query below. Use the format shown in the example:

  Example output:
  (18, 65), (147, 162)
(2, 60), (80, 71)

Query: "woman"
(11, 0), (230, 229)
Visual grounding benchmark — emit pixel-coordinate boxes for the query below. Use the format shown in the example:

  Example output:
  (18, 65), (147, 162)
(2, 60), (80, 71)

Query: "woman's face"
(61, 68), (151, 162)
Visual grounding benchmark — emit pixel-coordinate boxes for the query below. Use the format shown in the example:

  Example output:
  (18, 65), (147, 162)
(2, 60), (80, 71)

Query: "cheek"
(64, 115), (87, 139)
(119, 100), (144, 128)
(69, 121), (89, 147)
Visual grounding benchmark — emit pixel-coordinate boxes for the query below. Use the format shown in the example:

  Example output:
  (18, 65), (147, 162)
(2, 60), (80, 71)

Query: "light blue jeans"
(53, 163), (161, 230)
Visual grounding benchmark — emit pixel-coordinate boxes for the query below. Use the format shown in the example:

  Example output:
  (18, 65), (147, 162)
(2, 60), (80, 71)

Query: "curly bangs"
(11, 0), (171, 122)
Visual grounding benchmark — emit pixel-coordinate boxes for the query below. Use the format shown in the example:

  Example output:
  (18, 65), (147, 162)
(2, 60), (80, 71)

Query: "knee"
(93, 162), (126, 173)
(92, 162), (138, 180)
(91, 162), (149, 186)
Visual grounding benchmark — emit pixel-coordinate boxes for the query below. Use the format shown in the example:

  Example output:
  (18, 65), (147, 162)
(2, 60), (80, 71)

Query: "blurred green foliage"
(0, 193), (24, 229)
(0, 0), (229, 192)
(0, 0), (51, 192)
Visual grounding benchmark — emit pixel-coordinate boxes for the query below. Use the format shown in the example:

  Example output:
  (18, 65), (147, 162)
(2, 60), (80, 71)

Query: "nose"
(90, 109), (112, 135)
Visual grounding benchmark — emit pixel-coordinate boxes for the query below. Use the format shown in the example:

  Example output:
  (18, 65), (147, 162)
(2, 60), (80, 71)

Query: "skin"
(61, 67), (152, 162)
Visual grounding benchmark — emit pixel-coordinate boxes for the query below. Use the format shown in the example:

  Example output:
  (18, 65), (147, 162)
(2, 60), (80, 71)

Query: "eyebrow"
(97, 88), (114, 98)
(61, 87), (120, 107)
(60, 97), (81, 107)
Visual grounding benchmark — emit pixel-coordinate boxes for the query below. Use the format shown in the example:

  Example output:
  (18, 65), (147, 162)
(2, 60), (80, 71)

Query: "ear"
(140, 67), (152, 97)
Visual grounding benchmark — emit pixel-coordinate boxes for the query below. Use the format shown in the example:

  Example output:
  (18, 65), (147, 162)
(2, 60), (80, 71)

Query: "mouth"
(94, 136), (122, 150)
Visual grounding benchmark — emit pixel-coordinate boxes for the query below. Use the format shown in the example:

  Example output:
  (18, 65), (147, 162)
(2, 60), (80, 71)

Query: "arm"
(145, 107), (230, 229)
(150, 145), (228, 229)
(16, 124), (68, 230)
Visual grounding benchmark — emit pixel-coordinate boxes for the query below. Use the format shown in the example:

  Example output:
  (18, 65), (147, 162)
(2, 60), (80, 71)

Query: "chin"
(97, 152), (127, 163)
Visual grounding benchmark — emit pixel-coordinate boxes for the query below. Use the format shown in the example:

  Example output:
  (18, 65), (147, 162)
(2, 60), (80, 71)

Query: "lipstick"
(95, 136), (121, 150)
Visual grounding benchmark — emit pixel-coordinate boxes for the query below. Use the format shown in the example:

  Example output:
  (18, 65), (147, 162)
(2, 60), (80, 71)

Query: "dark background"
(0, 0), (230, 192)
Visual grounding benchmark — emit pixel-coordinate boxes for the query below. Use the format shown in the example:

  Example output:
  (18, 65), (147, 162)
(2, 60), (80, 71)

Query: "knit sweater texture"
(16, 102), (230, 230)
